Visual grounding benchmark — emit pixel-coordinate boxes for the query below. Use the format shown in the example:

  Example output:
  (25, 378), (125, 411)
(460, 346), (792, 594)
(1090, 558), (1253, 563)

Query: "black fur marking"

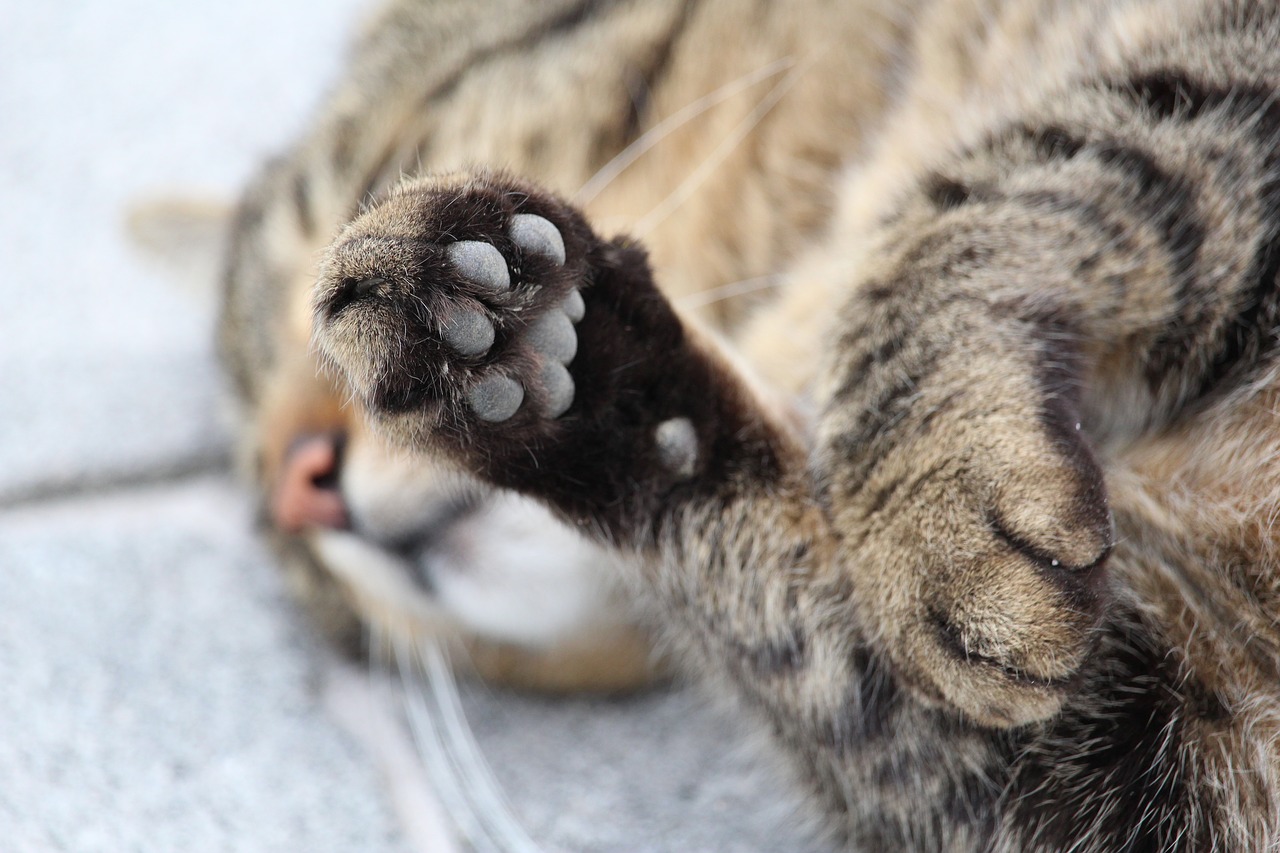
(1005, 126), (1205, 299)
(1020, 123), (1086, 161)
(1193, 221), (1280, 401)
(1091, 142), (1202, 283)
(975, 119), (1207, 341)
(1006, 612), (1199, 851)
(831, 342), (943, 454)
(924, 173), (974, 210)
(1100, 70), (1280, 396)
(1006, 188), (1131, 255)
(620, 0), (700, 142)
(1113, 70), (1205, 119)
(965, 121), (1087, 171)
(845, 647), (902, 742)
(341, 0), (628, 220)
(1107, 70), (1278, 128)
(1183, 679), (1231, 724)
(858, 457), (950, 522)
(736, 628), (808, 676)
(841, 330), (908, 389)
(897, 231), (996, 280)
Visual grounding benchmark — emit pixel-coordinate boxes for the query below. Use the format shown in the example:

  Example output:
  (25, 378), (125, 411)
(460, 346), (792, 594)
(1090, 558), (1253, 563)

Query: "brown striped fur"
(223, 0), (1280, 848)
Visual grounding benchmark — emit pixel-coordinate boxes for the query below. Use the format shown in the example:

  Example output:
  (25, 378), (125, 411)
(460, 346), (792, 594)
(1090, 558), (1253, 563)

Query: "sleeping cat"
(222, 0), (1280, 848)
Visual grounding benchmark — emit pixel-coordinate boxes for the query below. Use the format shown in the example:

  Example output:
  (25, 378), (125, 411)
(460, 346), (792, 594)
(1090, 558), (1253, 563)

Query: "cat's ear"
(123, 194), (233, 298)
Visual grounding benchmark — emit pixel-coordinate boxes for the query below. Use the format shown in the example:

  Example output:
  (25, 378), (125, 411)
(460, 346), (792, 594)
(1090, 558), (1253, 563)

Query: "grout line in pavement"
(0, 450), (233, 511)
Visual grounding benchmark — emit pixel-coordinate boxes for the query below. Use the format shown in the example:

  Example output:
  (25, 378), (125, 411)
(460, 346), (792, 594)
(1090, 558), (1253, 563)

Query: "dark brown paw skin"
(311, 172), (742, 534)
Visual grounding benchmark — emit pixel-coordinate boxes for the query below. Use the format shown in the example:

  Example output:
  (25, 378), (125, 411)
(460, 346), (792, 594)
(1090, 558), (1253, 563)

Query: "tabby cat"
(221, 0), (1280, 848)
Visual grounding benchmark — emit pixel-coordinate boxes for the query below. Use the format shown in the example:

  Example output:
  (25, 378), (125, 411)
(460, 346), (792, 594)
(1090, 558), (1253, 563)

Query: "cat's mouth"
(270, 428), (485, 568)
(268, 429), (627, 650)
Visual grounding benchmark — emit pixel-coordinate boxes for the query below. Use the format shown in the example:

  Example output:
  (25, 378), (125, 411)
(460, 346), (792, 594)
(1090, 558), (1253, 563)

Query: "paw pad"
(510, 213), (567, 265)
(655, 417), (698, 478)
(442, 309), (495, 357)
(563, 289), (586, 322)
(445, 241), (510, 292)
(467, 375), (524, 422)
(526, 311), (578, 364)
(539, 361), (575, 419)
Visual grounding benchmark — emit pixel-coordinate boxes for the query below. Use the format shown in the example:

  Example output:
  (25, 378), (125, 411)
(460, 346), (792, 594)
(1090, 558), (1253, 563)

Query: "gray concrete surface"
(1, 3), (830, 851)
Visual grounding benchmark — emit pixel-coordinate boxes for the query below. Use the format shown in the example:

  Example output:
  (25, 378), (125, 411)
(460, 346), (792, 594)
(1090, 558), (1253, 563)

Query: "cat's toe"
(839, 405), (1114, 728)
(526, 309), (578, 364)
(442, 309), (496, 357)
(539, 361), (575, 418)
(563, 289), (586, 323)
(467, 375), (525, 422)
(509, 213), (567, 265)
(445, 240), (511, 292)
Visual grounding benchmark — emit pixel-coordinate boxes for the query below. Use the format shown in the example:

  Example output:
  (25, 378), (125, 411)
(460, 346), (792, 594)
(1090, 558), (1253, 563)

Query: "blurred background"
(0, 3), (824, 850)
(1, 3), (411, 849)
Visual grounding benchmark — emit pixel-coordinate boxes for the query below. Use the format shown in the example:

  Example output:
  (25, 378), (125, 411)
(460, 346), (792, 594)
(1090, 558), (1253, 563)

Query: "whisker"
(395, 636), (500, 851)
(573, 56), (797, 205)
(632, 54), (814, 239)
(676, 274), (784, 310)
(419, 641), (543, 853)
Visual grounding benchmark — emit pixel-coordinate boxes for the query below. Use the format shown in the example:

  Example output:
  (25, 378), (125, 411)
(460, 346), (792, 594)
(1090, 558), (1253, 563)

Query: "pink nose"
(271, 435), (349, 533)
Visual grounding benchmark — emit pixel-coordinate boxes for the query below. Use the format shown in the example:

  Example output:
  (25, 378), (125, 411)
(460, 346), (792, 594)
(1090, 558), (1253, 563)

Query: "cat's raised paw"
(310, 171), (717, 531)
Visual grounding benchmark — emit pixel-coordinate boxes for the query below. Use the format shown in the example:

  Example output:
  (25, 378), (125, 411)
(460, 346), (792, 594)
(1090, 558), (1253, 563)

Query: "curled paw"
(831, 380), (1114, 727)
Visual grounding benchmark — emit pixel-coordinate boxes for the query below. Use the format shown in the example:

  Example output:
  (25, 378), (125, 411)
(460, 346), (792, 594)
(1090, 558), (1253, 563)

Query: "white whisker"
(394, 635), (543, 853)
(327, 643), (460, 853)
(632, 55), (813, 239)
(573, 57), (797, 205)
(676, 274), (784, 310)
(419, 642), (543, 853)
(395, 637), (501, 851)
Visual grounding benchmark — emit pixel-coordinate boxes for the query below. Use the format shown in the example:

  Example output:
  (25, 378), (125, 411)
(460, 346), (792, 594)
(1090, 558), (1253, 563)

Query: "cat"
(222, 0), (1280, 848)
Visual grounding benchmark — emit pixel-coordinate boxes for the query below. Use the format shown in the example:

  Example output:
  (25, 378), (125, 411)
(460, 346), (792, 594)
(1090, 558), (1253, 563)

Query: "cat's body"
(223, 0), (1280, 848)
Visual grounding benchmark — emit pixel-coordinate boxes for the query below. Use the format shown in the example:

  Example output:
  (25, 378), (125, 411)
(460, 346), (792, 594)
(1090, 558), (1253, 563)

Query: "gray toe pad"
(655, 418), (698, 478)
(526, 311), (577, 364)
(442, 310), (495, 357)
(509, 214), (566, 265)
(468, 375), (524, 422)
(540, 361), (575, 418)
(563, 289), (585, 323)
(446, 241), (511, 292)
